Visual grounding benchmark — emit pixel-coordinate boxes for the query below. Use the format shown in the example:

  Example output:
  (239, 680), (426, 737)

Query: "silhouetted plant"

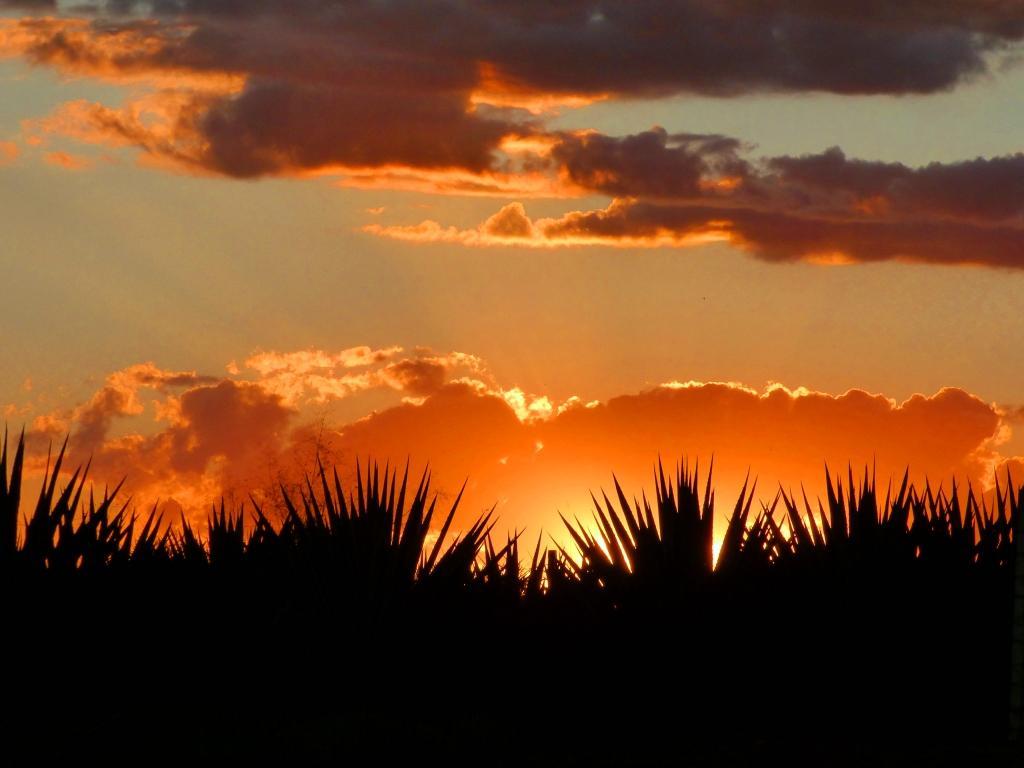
(2, 428), (1021, 762)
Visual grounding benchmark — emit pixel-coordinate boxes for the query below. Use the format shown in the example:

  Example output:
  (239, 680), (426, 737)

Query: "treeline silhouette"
(2, 429), (1021, 766)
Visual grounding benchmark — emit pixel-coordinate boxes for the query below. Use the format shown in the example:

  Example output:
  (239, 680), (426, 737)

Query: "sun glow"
(470, 61), (609, 114)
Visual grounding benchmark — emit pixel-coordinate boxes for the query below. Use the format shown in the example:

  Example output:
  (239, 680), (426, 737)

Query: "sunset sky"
(1, 2), (1023, 542)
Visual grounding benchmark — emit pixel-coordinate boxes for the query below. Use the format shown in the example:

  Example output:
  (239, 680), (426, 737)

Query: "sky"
(1, 2), (1023, 544)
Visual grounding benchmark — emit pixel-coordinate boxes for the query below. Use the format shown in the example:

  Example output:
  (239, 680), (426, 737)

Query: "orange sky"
(1, 3), (1023, 547)
(8, 349), (1021, 550)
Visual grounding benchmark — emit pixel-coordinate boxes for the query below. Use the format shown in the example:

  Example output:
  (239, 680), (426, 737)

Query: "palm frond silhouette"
(2, 429), (1022, 765)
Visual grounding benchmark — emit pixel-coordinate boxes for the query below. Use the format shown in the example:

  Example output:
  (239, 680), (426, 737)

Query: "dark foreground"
(2, 433), (1023, 765)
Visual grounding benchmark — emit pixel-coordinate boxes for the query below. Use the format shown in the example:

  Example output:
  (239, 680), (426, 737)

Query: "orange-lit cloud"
(4, 11), (1022, 268)
(0, 17), (245, 91)
(332, 165), (562, 198)
(0, 140), (18, 165)
(367, 197), (1024, 269)
(15, 350), (502, 519)
(10, 349), (1022, 548)
(363, 200), (733, 249)
(24, 91), (244, 175)
(245, 346), (403, 377)
(25, 85), (529, 181)
(240, 346), (485, 406)
(6, 17), (525, 179)
(469, 61), (609, 115)
(44, 150), (92, 170)
(9, 4), (1019, 104)
(307, 380), (1014, 540)
(22, 365), (291, 516)
(25, 88), (1024, 265)
(359, 128), (1023, 266)
(26, 363), (219, 454)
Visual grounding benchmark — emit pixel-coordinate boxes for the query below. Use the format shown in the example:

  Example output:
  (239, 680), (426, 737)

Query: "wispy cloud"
(365, 196), (1024, 269)
(0, 139), (18, 165)
(44, 150), (92, 170)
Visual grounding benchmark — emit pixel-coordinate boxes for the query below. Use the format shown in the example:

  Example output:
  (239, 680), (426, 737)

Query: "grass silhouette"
(2, 428), (1022, 765)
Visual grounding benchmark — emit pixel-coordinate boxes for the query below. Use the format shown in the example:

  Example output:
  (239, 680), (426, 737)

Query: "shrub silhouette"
(2, 429), (1021, 765)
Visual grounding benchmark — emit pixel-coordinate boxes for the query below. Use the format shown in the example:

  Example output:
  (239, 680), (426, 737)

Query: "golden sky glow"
(1, 2), (1022, 543)
(7, 349), (1022, 552)
(469, 61), (610, 115)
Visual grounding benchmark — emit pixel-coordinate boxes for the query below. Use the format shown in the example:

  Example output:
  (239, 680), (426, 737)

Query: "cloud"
(162, 380), (293, 475)
(11, 349), (1019, 546)
(1002, 405), (1024, 422)
(283, 380), (1014, 544)
(349, 126), (1020, 268)
(3, 16), (528, 181)
(44, 150), (92, 170)
(7, 13), (1021, 271)
(551, 128), (749, 199)
(75, 379), (296, 516)
(18, 364), (264, 514)
(539, 199), (1024, 268)
(245, 346), (402, 376)
(197, 82), (522, 178)
(4, 4), (1023, 186)
(545, 130), (1024, 224)
(379, 358), (450, 398)
(0, 17), (245, 91)
(0, 1), (57, 9)
(21, 76), (529, 184)
(766, 147), (1024, 223)
(363, 199), (732, 249)
(32, 96), (1023, 267)
(0, 140), (18, 165)
(367, 179), (1024, 269)
(6, 2), (1021, 98)
(12, 348), (496, 522)
(241, 346), (484, 405)
(48, 363), (219, 454)
(361, 202), (551, 247)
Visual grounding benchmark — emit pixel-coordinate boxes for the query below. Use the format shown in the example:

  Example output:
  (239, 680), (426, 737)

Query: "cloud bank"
(9, 347), (1021, 545)
(366, 136), (1024, 268)
(1, 6), (1020, 266)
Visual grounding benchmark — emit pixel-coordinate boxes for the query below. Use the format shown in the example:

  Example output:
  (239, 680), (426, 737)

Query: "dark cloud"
(7, 4), (1024, 179)
(68, 378), (295, 511)
(540, 199), (1024, 268)
(368, 117), (1022, 269)
(71, 364), (219, 454)
(551, 128), (748, 198)
(0, 1), (56, 8)
(7, 5), (1022, 265)
(197, 81), (516, 177)
(768, 148), (1024, 223)
(547, 135), (1024, 226)
(103, 2), (1024, 95)
(745, 1), (1024, 38)
(380, 359), (449, 398)
(9, 2), (1024, 100)
(539, 138), (1024, 265)
(374, 196), (1024, 269)
(165, 380), (292, 474)
(363, 129), (1022, 267)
